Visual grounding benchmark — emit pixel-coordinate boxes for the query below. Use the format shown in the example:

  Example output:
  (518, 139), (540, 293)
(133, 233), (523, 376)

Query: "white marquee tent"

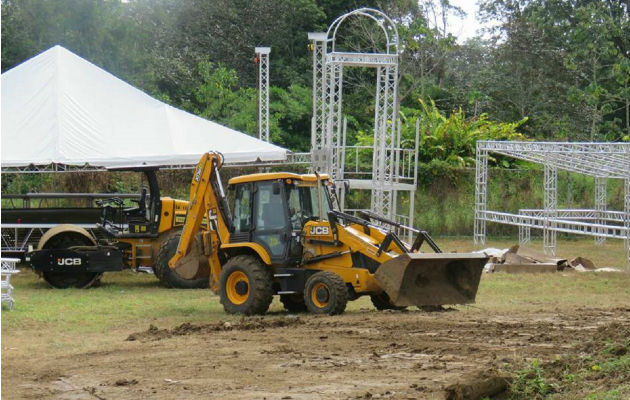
(1, 45), (287, 171)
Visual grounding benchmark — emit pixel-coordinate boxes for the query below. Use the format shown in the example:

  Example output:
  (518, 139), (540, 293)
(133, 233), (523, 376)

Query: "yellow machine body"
(103, 197), (189, 269)
(161, 152), (488, 314)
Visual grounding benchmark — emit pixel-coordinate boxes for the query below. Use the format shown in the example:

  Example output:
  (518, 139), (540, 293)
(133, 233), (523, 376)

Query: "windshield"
(286, 181), (332, 230)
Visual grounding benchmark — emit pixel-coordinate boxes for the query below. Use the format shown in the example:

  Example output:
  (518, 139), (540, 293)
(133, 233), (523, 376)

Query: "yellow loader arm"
(167, 152), (232, 292)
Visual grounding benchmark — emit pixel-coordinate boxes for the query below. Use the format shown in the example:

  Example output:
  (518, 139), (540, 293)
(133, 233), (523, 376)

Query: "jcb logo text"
(309, 226), (330, 235)
(57, 258), (82, 266)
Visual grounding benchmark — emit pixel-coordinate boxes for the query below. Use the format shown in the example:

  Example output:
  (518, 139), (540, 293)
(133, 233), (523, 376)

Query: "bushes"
(405, 99), (528, 168)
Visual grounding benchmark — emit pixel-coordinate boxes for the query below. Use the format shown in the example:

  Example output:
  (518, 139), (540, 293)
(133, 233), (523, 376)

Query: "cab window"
(231, 184), (251, 233)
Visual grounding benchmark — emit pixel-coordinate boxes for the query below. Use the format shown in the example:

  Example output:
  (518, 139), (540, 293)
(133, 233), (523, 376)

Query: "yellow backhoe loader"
(154, 151), (488, 315)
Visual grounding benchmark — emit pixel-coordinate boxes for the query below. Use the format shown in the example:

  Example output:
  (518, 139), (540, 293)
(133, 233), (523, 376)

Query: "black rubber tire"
(280, 293), (308, 313)
(219, 255), (273, 315)
(370, 293), (407, 311)
(41, 231), (101, 289)
(154, 233), (209, 289)
(303, 271), (348, 315)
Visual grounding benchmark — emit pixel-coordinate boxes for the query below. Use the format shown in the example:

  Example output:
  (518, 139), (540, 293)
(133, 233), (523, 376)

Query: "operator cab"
(227, 173), (334, 265)
(97, 169), (162, 238)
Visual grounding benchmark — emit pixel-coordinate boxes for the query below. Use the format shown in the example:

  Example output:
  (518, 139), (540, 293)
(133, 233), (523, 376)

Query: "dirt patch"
(126, 316), (304, 342)
(4, 307), (629, 399)
(444, 370), (511, 400)
(114, 378), (138, 386)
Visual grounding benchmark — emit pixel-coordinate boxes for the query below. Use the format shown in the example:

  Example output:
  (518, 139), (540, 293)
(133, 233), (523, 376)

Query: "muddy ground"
(3, 304), (628, 399)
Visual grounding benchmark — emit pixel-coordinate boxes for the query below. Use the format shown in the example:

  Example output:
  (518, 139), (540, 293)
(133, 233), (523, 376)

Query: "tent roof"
(1, 46), (287, 171)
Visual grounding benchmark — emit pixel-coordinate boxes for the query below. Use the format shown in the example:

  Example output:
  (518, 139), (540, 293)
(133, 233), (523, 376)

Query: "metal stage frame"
(255, 47), (271, 142)
(0, 152), (312, 173)
(308, 8), (418, 239)
(474, 140), (630, 266)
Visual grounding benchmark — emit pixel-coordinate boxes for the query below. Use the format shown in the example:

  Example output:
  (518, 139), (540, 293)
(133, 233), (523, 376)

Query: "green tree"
(478, 0), (630, 141)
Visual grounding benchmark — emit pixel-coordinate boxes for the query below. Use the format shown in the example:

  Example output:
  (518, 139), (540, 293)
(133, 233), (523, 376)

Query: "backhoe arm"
(167, 152), (232, 291)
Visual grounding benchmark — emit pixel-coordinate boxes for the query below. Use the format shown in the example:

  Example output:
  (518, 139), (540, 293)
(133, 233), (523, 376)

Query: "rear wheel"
(154, 233), (209, 289)
(40, 230), (101, 289)
(280, 293), (307, 313)
(370, 292), (407, 311)
(304, 271), (348, 315)
(220, 255), (273, 315)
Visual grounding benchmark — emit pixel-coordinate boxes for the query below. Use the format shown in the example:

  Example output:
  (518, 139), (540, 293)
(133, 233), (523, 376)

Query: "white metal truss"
(370, 64), (399, 218)
(474, 140), (630, 267)
(255, 47), (271, 142)
(1, 163), (108, 173)
(518, 209), (626, 244)
(543, 163), (558, 255)
(308, 32), (328, 166)
(626, 178), (630, 261)
(324, 61), (344, 178)
(0, 154), (313, 173)
(519, 209), (626, 222)
(474, 147), (489, 244)
(478, 141), (628, 178)
(482, 210), (628, 238)
(595, 177), (607, 244)
(309, 8), (413, 224)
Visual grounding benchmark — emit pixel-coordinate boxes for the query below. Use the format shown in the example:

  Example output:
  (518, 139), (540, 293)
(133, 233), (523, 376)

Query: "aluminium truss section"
(626, 177), (630, 261)
(324, 61), (344, 178)
(473, 146), (489, 244)
(370, 63), (399, 219)
(1, 156), (304, 173)
(255, 47), (271, 142)
(518, 209), (627, 243)
(1, 163), (109, 173)
(543, 163), (558, 255)
(474, 140), (630, 267)
(310, 8), (404, 221)
(595, 177), (607, 244)
(308, 32), (328, 165)
(478, 141), (628, 179)
(481, 210), (628, 240)
(1, 224), (104, 259)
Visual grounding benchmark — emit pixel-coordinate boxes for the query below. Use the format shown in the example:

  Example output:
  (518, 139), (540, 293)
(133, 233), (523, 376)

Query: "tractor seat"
(123, 188), (148, 220)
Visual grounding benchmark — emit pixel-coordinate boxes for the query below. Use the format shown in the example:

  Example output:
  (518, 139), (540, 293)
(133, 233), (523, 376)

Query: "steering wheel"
(96, 197), (124, 207)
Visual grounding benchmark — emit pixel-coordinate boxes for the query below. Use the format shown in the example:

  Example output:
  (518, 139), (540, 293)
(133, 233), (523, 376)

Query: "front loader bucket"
(374, 253), (488, 307)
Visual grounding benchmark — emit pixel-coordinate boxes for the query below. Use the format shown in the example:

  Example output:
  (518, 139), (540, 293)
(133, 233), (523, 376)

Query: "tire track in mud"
(6, 307), (629, 399)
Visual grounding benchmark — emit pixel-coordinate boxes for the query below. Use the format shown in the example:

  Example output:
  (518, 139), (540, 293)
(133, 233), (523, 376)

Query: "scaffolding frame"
(255, 47), (271, 142)
(308, 8), (417, 237)
(474, 140), (630, 266)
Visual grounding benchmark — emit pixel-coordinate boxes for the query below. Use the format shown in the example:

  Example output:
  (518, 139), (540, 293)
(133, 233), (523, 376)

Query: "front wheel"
(39, 229), (101, 289)
(304, 271), (348, 315)
(219, 255), (273, 315)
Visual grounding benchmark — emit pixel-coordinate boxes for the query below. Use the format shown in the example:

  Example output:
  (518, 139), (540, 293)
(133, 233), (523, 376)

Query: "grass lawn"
(3, 236), (628, 336)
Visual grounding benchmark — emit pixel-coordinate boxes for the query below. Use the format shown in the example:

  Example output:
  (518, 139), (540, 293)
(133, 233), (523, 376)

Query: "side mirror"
(272, 181), (281, 195)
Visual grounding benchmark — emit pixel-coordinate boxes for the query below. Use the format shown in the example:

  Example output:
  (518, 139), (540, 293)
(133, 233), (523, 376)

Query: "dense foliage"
(2, 0), (629, 154)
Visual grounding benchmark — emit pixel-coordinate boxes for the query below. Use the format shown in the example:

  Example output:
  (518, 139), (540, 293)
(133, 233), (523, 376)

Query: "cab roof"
(228, 172), (330, 185)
